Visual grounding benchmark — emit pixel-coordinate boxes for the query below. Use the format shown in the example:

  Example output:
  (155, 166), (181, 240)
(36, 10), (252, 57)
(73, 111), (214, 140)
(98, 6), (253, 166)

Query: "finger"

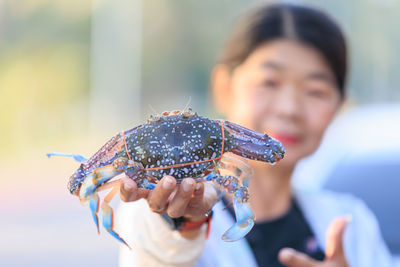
(147, 176), (176, 213)
(167, 178), (196, 218)
(202, 181), (220, 206)
(190, 182), (204, 205)
(325, 215), (351, 260)
(120, 177), (138, 202)
(185, 182), (219, 220)
(278, 248), (318, 267)
(120, 177), (150, 202)
(184, 182), (208, 220)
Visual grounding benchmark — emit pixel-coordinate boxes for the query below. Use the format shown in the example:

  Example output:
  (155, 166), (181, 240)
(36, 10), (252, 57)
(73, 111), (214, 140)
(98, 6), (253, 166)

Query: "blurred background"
(1, 0), (399, 266)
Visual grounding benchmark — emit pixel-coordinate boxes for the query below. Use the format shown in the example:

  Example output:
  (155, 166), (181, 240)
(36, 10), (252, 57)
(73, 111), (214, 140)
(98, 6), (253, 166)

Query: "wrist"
(180, 214), (211, 231)
(160, 211), (213, 237)
(183, 214), (208, 222)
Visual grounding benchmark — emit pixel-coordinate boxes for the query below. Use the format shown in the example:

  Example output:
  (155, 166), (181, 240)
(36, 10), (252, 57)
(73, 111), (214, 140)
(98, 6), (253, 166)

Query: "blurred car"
(292, 104), (400, 264)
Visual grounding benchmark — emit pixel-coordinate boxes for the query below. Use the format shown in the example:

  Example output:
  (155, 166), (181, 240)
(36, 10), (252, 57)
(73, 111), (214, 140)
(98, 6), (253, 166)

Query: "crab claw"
(223, 121), (285, 164)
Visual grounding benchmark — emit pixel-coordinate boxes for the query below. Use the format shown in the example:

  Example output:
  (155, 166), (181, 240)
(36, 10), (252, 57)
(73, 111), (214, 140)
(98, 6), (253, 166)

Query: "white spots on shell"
(125, 115), (226, 181)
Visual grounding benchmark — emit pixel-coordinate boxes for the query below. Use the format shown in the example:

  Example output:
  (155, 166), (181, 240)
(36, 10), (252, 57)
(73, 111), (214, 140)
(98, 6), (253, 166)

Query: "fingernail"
(182, 179), (194, 192)
(124, 182), (133, 191)
(195, 183), (201, 191)
(163, 176), (175, 189)
(280, 248), (294, 261)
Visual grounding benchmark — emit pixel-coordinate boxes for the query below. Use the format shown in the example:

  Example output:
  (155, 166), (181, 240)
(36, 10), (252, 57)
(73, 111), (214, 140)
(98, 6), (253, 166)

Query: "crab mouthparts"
(68, 166), (86, 196)
(68, 177), (81, 196)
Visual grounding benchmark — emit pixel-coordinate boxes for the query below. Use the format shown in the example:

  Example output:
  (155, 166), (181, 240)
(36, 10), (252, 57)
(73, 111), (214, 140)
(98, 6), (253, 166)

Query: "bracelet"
(160, 211), (213, 238)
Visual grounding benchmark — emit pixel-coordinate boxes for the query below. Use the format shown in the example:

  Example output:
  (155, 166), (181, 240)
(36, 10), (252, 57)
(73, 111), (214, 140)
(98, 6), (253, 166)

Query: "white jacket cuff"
(117, 199), (207, 267)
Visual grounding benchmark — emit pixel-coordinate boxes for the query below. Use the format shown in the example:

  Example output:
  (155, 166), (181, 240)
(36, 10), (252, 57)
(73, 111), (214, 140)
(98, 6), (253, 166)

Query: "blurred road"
(0, 152), (119, 266)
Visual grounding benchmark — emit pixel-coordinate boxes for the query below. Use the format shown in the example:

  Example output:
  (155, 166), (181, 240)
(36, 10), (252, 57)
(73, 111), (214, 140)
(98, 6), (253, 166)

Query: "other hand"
(278, 216), (350, 267)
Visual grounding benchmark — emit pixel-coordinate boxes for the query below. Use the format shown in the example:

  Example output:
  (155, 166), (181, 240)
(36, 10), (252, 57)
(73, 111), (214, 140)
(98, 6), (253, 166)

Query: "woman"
(117, 3), (393, 267)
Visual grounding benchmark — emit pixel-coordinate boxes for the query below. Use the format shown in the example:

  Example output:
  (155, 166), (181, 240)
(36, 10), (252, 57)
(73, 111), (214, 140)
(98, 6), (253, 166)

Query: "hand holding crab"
(48, 109), (285, 248)
(121, 175), (216, 218)
(120, 175), (219, 238)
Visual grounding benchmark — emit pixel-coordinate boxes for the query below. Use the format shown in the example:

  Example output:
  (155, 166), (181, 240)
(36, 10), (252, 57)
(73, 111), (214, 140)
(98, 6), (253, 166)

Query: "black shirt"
(224, 198), (325, 267)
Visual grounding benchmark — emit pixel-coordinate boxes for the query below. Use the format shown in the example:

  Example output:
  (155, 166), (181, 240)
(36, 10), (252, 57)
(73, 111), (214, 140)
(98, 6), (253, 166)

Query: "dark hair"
(219, 3), (347, 98)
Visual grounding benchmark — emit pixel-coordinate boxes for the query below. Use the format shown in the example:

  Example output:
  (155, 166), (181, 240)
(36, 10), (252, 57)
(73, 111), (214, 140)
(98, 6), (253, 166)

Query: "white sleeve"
(295, 189), (396, 267)
(116, 199), (207, 267)
(345, 196), (395, 267)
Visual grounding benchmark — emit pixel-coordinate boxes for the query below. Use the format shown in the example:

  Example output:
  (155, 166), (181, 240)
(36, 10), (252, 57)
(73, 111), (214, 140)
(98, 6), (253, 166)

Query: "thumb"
(278, 248), (318, 267)
(325, 215), (351, 261)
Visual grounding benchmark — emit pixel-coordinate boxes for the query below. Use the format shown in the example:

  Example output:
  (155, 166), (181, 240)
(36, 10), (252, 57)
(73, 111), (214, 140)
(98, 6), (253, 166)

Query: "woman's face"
(215, 39), (341, 167)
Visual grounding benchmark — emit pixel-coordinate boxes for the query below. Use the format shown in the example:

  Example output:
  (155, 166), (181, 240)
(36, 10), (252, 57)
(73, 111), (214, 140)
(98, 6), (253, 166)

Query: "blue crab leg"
(101, 183), (131, 249)
(89, 195), (100, 234)
(204, 173), (255, 241)
(214, 156), (255, 241)
(222, 187), (255, 242)
(87, 180), (124, 235)
(79, 165), (124, 200)
(46, 152), (88, 162)
(219, 154), (253, 187)
(79, 163), (134, 248)
(203, 172), (217, 181)
(142, 179), (157, 190)
(78, 165), (124, 238)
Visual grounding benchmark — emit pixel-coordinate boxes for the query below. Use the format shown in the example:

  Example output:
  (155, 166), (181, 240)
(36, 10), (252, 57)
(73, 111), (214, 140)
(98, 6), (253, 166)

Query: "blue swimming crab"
(47, 108), (285, 247)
